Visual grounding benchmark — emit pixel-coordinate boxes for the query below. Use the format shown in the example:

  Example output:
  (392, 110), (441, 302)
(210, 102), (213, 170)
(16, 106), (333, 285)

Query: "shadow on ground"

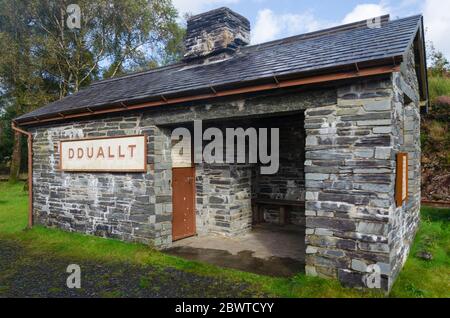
(165, 246), (304, 277)
(165, 224), (305, 277)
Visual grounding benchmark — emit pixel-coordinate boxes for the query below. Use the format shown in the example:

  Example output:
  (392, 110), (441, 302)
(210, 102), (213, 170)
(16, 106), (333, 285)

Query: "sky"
(172, 0), (450, 59)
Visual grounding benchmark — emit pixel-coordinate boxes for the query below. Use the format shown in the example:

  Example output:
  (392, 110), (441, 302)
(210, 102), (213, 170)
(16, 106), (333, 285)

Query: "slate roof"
(16, 14), (423, 123)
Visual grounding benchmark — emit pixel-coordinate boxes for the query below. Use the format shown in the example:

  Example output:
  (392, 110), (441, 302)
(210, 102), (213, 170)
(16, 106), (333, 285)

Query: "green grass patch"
(0, 182), (28, 233)
(390, 206), (450, 298)
(0, 182), (448, 297)
(428, 76), (450, 102)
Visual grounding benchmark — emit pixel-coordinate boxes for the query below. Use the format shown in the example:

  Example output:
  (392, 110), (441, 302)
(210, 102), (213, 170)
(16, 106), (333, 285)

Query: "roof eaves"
(15, 59), (402, 125)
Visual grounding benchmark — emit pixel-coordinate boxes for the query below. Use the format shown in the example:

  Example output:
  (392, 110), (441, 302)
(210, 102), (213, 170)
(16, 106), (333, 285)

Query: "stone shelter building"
(14, 7), (428, 290)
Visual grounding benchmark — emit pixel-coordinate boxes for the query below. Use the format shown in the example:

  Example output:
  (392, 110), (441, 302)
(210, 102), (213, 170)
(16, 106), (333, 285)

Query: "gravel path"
(0, 240), (260, 298)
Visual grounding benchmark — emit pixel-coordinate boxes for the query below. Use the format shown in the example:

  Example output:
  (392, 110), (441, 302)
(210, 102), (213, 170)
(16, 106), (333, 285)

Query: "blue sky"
(172, 0), (450, 58)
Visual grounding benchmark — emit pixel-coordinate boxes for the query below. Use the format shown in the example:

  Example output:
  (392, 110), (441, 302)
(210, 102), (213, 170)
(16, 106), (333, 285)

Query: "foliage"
(0, 182), (448, 298)
(0, 0), (57, 118)
(422, 44), (450, 201)
(0, 106), (28, 171)
(428, 76), (450, 105)
(427, 42), (450, 77)
(21, 0), (184, 94)
(421, 68), (450, 201)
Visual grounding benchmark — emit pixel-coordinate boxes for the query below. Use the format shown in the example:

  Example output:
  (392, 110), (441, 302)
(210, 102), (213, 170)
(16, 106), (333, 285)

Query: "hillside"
(421, 76), (450, 201)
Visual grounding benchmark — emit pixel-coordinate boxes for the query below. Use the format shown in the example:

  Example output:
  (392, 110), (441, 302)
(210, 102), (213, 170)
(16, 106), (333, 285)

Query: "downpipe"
(11, 121), (33, 228)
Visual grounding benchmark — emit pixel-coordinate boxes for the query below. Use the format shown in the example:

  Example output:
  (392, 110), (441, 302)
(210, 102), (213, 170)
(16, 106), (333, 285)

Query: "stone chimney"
(183, 7), (250, 63)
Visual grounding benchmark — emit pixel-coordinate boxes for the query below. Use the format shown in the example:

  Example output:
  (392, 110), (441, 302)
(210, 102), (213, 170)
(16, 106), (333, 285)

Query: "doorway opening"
(165, 112), (306, 276)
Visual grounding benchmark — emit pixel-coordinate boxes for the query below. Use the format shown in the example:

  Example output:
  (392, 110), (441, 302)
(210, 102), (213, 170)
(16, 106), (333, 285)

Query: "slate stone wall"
(254, 114), (306, 225)
(196, 163), (253, 236)
(304, 51), (421, 291)
(31, 117), (173, 248)
(304, 76), (395, 290)
(389, 48), (421, 286)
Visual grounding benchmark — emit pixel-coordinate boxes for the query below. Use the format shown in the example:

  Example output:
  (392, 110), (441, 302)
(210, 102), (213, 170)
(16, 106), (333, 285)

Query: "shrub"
(432, 96), (450, 115)
(428, 121), (447, 142)
(428, 76), (450, 103)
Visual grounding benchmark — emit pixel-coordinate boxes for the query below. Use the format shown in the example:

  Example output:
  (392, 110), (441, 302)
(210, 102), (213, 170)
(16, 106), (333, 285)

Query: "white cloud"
(337, 0), (450, 59)
(172, 0), (239, 16)
(342, 3), (390, 24)
(422, 0), (450, 58)
(252, 9), (279, 44)
(252, 9), (330, 44)
(251, 2), (393, 45)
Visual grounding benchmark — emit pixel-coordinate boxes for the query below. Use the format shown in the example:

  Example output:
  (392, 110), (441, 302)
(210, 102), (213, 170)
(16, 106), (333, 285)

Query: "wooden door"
(172, 167), (196, 241)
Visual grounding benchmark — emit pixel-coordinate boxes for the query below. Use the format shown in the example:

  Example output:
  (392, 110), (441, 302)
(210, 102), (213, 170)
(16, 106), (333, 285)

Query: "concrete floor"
(165, 224), (305, 277)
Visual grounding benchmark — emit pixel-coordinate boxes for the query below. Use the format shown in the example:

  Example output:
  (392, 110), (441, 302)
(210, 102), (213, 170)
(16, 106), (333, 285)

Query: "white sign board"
(60, 135), (147, 172)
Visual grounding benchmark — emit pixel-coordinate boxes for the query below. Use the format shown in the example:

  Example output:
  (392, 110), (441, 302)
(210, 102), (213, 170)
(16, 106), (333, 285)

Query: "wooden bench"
(252, 198), (305, 225)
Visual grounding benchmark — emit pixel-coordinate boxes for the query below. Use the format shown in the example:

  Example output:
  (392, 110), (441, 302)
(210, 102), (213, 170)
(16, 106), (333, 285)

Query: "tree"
(0, 0), (185, 182)
(427, 42), (450, 77)
(27, 0), (183, 94)
(0, 1), (54, 182)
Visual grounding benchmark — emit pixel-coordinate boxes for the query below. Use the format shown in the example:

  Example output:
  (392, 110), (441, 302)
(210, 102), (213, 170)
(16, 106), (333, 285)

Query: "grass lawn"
(0, 182), (448, 298)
